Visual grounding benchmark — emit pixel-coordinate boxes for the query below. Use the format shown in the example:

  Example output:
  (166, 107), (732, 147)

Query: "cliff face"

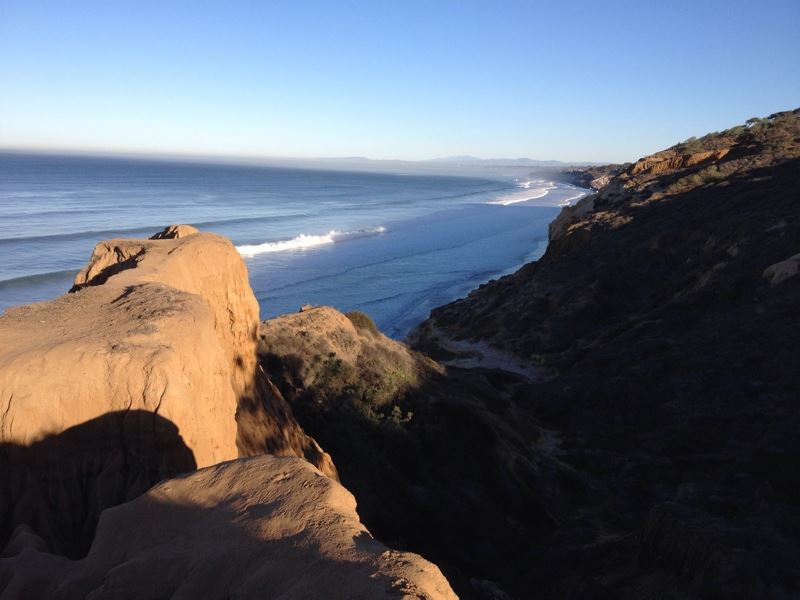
(408, 110), (800, 597)
(0, 456), (456, 599)
(421, 109), (800, 360)
(0, 225), (335, 557)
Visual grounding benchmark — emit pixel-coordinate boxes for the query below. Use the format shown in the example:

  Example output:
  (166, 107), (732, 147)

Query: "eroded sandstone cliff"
(0, 225), (335, 557)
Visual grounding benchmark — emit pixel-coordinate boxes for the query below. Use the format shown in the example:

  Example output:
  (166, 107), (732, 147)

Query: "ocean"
(0, 153), (586, 338)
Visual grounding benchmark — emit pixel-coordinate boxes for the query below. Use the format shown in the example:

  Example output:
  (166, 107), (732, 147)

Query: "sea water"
(0, 153), (586, 338)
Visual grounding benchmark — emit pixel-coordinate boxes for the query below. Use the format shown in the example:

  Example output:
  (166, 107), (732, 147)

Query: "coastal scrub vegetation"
(300, 352), (415, 427)
(258, 308), (426, 432)
(672, 108), (800, 160)
(657, 109), (800, 196)
(344, 310), (381, 337)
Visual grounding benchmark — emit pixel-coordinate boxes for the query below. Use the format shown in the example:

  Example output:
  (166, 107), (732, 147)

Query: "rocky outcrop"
(1, 230), (242, 466)
(628, 147), (731, 176)
(0, 455), (457, 599)
(148, 223), (199, 239)
(548, 193), (595, 239)
(763, 252), (800, 286)
(0, 225), (335, 556)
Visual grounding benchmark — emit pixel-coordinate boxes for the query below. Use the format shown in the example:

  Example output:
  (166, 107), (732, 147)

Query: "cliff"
(419, 109), (800, 360)
(405, 109), (800, 597)
(0, 225), (456, 598)
(0, 225), (336, 557)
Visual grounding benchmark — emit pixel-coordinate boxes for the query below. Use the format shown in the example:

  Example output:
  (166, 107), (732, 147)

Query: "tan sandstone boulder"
(0, 455), (457, 599)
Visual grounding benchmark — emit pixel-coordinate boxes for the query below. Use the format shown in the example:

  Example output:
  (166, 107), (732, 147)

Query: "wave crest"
(487, 180), (556, 206)
(236, 226), (386, 257)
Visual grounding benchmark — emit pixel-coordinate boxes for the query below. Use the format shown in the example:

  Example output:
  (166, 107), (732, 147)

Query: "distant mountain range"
(295, 154), (605, 177)
(0, 148), (604, 178)
(322, 155), (604, 167)
(427, 155), (600, 166)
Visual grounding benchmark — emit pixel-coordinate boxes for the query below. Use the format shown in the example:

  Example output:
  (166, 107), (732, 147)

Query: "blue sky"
(1, 0), (798, 163)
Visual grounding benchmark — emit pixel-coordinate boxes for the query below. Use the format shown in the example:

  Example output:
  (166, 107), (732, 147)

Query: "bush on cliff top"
(345, 310), (380, 337)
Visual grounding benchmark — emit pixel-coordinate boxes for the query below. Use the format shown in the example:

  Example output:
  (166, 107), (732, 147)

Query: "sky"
(0, 0), (798, 163)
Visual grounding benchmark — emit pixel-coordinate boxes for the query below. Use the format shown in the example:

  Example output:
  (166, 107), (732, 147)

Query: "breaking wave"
(236, 226), (386, 257)
(487, 180), (557, 206)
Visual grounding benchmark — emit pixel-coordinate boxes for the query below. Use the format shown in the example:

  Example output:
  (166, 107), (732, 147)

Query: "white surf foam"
(236, 226), (386, 257)
(558, 191), (588, 207)
(488, 180), (557, 206)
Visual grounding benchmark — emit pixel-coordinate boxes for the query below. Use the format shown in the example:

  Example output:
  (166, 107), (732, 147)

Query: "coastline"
(4, 107), (799, 598)
(0, 155), (586, 338)
(247, 179), (589, 338)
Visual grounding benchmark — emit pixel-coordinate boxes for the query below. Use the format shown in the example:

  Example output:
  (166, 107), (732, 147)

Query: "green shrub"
(345, 310), (380, 337)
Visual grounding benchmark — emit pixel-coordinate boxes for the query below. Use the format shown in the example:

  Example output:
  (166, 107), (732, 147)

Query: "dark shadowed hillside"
(257, 307), (569, 598)
(409, 108), (800, 597)
(261, 110), (800, 599)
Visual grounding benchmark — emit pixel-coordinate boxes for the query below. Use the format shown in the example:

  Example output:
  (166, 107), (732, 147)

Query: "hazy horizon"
(0, 145), (606, 166)
(2, 1), (799, 163)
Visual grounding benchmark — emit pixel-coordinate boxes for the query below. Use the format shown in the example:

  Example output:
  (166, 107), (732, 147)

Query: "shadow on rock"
(0, 410), (196, 558)
(0, 456), (457, 599)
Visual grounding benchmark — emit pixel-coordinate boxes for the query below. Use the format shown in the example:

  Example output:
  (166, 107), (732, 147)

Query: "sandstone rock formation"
(0, 225), (335, 556)
(148, 223), (199, 239)
(0, 455), (457, 599)
(628, 147), (731, 176)
(547, 193), (595, 239)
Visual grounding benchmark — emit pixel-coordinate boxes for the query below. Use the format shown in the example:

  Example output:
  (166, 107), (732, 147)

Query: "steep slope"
(407, 109), (800, 597)
(0, 225), (335, 557)
(419, 109), (800, 360)
(0, 455), (456, 599)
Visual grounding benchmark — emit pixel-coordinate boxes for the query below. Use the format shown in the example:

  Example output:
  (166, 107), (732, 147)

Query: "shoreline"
(0, 165), (586, 329)
(249, 180), (588, 338)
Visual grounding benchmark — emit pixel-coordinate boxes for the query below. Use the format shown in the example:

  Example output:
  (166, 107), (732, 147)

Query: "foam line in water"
(487, 180), (557, 206)
(558, 191), (588, 207)
(236, 226), (386, 257)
